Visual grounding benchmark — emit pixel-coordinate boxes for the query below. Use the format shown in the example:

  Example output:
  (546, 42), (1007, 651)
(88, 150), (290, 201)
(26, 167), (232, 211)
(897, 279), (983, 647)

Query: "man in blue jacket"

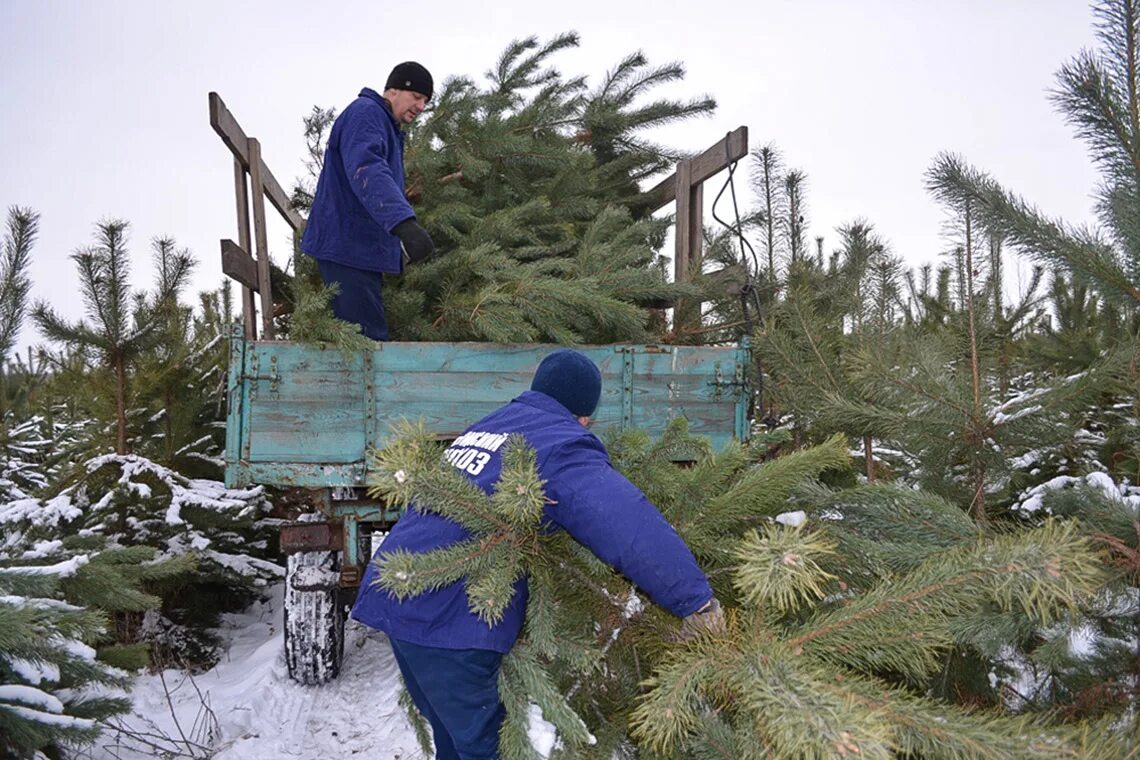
(352, 349), (724, 760)
(300, 61), (436, 341)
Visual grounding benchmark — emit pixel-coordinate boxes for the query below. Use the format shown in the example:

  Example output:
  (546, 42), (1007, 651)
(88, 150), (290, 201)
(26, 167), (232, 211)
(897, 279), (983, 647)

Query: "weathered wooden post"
(208, 92), (306, 340)
(644, 127), (749, 337)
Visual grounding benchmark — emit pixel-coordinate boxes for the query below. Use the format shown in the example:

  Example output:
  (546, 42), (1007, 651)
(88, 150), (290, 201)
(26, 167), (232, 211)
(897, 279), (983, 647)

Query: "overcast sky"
(1, 0), (1103, 354)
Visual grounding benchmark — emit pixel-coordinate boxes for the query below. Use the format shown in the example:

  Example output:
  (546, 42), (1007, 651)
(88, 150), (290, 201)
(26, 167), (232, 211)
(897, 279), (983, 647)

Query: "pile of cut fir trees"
(367, 420), (1133, 760)
(285, 32), (724, 349)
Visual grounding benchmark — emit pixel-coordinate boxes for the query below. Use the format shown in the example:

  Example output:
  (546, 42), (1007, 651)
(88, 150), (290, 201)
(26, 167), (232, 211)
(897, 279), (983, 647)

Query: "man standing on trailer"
(300, 61), (436, 341)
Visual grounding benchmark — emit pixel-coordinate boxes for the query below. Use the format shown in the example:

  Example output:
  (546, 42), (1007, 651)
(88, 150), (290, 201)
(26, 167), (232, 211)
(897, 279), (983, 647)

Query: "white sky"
(1, 0), (1102, 355)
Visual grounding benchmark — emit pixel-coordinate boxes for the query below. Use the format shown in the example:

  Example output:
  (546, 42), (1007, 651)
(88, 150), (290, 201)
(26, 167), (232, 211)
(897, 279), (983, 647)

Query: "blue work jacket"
(300, 88), (414, 274)
(350, 391), (713, 652)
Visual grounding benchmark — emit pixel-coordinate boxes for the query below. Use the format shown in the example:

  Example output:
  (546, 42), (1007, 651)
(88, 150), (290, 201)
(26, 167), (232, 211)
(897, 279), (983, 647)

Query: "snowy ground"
(84, 584), (427, 760)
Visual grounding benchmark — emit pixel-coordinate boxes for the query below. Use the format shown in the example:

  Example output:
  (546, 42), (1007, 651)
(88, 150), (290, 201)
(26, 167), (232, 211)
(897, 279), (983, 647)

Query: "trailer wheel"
(284, 549), (344, 685)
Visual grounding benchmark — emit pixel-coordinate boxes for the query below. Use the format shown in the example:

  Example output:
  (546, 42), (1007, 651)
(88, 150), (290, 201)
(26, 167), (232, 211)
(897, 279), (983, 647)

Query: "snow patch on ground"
(84, 583), (571, 759)
(89, 584), (427, 759)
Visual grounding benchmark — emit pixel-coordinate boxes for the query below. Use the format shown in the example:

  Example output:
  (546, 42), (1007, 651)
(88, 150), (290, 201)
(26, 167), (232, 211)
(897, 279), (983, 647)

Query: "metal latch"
(707, 363), (745, 399)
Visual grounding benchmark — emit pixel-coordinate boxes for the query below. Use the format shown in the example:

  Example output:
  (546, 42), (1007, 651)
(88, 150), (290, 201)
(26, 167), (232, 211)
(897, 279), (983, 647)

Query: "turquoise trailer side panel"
(225, 333), (750, 489)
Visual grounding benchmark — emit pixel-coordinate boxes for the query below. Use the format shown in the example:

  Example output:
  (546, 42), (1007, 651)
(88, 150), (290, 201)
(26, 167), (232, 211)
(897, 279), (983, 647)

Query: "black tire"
(283, 549), (345, 685)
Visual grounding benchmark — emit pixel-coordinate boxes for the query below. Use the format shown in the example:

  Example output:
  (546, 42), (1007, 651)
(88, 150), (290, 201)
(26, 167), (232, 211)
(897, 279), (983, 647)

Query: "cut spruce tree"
(363, 420), (1129, 760)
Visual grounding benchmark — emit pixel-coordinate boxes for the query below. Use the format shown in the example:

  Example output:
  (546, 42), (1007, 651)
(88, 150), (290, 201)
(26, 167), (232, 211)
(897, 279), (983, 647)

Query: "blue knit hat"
(531, 349), (602, 417)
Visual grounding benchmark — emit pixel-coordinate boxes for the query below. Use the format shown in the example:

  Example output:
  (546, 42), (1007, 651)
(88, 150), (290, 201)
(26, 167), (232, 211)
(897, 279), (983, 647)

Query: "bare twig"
(158, 668), (198, 755)
(181, 663), (220, 747)
(94, 714), (212, 759)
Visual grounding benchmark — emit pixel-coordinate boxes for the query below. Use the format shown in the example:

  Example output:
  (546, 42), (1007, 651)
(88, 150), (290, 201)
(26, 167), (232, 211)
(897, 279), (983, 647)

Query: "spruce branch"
(632, 635), (897, 760)
(801, 483), (980, 578)
(700, 433), (849, 528)
(789, 521), (1104, 681)
(501, 645), (594, 750)
(368, 430), (547, 624)
(926, 152), (1140, 307)
(629, 637), (739, 754)
(286, 279), (374, 353)
(731, 524), (837, 613)
(823, 670), (1085, 760)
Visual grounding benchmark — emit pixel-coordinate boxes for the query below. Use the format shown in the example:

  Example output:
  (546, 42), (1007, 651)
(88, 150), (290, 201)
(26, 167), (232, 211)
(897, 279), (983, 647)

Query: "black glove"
(392, 218), (435, 265)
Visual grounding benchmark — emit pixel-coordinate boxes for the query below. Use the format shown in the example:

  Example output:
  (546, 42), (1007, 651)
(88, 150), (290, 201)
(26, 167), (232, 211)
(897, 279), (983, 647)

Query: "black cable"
(709, 133), (770, 429)
(710, 140), (763, 333)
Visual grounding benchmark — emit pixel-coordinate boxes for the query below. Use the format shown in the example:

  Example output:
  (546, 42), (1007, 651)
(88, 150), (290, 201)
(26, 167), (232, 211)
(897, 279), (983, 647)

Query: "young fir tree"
(758, 0), (1138, 732)
(0, 206), (37, 367)
(753, 226), (899, 456)
(129, 243), (236, 478)
(926, 0), (1140, 480)
(753, 148), (1071, 514)
(365, 421), (1125, 759)
(1, 508), (219, 756)
(1, 349), (99, 511)
(6, 215), (282, 678)
(31, 223), (233, 476)
(1029, 273), (1115, 373)
(290, 34), (717, 346)
(32, 220), (154, 456)
(1, 206), (45, 503)
(1, 450), (281, 671)
(783, 169), (810, 265)
(1010, 472), (1140, 721)
(0, 562), (130, 759)
(750, 143), (786, 284)
(130, 238), (199, 463)
(901, 262), (956, 330)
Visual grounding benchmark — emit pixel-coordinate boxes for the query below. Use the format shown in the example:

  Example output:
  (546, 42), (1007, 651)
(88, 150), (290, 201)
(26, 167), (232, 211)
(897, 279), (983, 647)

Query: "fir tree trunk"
(764, 165), (777, 279)
(963, 204), (986, 522)
(990, 234), (1012, 399)
(1126, 0), (1140, 179)
(165, 386), (173, 463)
(990, 234), (1003, 324)
(114, 352), (127, 455)
(864, 434), (875, 481)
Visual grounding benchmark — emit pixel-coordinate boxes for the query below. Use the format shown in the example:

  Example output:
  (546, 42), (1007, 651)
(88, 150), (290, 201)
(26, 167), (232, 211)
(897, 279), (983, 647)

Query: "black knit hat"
(385, 61), (433, 100)
(531, 349), (603, 417)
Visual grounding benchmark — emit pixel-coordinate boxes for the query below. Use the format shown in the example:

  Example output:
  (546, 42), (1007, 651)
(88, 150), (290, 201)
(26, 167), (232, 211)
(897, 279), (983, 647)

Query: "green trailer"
(210, 92), (754, 682)
(225, 333), (752, 495)
(223, 330), (751, 682)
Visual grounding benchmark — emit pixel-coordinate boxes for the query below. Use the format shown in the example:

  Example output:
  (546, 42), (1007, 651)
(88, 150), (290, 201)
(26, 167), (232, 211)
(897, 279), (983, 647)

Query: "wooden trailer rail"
(209, 92), (303, 341)
(646, 127), (749, 330)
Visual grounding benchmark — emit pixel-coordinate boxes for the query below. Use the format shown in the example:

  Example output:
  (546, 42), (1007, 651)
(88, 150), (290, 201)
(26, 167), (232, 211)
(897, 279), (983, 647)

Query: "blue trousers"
(317, 259), (389, 341)
(389, 638), (504, 760)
